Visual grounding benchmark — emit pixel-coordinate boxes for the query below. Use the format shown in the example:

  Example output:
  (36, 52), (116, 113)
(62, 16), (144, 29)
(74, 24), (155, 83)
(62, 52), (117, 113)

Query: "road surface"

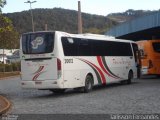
(0, 76), (160, 114)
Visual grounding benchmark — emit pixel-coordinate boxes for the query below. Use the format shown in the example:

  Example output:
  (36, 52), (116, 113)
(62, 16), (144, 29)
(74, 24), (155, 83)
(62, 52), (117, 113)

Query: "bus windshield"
(22, 32), (54, 54)
(152, 42), (160, 53)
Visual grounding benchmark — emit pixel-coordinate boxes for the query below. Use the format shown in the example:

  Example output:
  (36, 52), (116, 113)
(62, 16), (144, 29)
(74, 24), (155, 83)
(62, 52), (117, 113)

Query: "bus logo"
(31, 37), (44, 49)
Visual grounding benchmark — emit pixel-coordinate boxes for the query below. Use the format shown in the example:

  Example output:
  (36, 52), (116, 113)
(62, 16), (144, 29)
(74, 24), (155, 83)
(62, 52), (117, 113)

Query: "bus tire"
(156, 75), (160, 78)
(83, 75), (93, 93)
(50, 89), (66, 94)
(127, 71), (133, 84)
(120, 80), (126, 85)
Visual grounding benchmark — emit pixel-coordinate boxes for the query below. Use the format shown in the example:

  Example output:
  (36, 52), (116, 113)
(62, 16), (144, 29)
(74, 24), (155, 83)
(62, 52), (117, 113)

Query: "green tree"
(0, 0), (6, 12)
(0, 15), (19, 49)
(0, 0), (19, 49)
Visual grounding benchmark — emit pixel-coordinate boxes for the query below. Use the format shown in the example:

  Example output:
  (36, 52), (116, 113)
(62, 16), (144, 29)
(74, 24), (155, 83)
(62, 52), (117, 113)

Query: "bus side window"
(61, 37), (79, 56)
(78, 39), (92, 56)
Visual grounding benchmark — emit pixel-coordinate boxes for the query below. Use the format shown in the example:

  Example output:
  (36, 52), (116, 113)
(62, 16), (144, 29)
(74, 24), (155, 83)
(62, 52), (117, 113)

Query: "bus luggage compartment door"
(21, 58), (58, 81)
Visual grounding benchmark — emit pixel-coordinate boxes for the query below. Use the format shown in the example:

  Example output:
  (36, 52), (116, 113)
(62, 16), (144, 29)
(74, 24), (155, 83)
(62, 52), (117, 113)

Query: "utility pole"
(24, 0), (37, 32)
(45, 24), (48, 31)
(78, 1), (82, 34)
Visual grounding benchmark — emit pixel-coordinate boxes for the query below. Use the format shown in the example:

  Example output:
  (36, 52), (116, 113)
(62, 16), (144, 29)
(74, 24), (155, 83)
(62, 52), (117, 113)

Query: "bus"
(20, 31), (140, 93)
(137, 40), (160, 77)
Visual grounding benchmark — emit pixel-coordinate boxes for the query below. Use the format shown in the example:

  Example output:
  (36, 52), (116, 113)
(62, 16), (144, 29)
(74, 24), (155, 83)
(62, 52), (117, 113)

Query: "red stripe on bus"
(33, 66), (44, 74)
(32, 66), (44, 81)
(97, 56), (112, 77)
(97, 56), (119, 79)
(81, 59), (106, 84)
(33, 72), (41, 81)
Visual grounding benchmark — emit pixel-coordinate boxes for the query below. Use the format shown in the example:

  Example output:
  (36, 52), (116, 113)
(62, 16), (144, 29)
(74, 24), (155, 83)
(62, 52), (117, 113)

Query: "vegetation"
(0, 62), (20, 72)
(0, 1), (157, 77)
(0, 0), (19, 49)
(0, 15), (19, 48)
(4, 8), (118, 34)
(4, 8), (157, 35)
(0, 0), (6, 12)
(1, 6), (157, 49)
(107, 9), (155, 23)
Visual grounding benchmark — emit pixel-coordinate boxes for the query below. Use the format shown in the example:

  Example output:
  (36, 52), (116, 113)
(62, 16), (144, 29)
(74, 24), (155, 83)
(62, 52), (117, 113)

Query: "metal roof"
(105, 11), (160, 41)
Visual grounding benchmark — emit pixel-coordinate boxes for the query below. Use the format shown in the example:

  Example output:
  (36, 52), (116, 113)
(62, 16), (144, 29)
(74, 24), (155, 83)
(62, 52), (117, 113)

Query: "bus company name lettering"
(112, 59), (131, 65)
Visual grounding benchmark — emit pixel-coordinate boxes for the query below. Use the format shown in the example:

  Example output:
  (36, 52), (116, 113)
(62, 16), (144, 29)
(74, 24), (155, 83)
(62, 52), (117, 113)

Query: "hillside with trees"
(107, 9), (156, 23)
(1, 8), (158, 49)
(4, 8), (117, 34)
(4, 8), (157, 34)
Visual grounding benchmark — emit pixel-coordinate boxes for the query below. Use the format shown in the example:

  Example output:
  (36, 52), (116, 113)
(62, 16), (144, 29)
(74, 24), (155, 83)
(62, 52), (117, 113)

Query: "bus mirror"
(139, 50), (147, 59)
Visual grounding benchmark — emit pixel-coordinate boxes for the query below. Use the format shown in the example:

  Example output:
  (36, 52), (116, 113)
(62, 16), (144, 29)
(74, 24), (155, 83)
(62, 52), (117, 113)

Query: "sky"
(2, 0), (160, 16)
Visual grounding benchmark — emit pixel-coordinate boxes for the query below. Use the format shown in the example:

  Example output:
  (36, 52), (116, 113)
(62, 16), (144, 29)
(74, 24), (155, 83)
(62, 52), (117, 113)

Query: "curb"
(0, 95), (11, 115)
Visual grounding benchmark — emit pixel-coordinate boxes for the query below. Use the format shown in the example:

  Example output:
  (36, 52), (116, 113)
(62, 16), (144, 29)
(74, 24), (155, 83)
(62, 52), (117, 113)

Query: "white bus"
(20, 31), (140, 93)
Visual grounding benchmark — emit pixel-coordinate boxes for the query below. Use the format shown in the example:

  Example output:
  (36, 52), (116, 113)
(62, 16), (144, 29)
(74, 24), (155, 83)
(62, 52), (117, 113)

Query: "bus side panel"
(148, 41), (160, 75)
(62, 56), (135, 89)
(63, 57), (82, 88)
(63, 57), (99, 88)
(105, 57), (136, 80)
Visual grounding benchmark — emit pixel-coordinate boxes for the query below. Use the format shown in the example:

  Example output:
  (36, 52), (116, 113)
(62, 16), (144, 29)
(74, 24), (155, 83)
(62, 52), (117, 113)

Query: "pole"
(45, 24), (48, 31)
(24, 1), (37, 32)
(2, 33), (5, 72)
(78, 1), (82, 34)
(2, 43), (5, 72)
(30, 2), (35, 32)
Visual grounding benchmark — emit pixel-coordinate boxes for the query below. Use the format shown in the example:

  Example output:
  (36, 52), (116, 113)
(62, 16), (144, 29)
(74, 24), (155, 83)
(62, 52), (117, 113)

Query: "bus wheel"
(50, 89), (66, 94)
(156, 75), (160, 78)
(127, 71), (133, 84)
(83, 75), (93, 93)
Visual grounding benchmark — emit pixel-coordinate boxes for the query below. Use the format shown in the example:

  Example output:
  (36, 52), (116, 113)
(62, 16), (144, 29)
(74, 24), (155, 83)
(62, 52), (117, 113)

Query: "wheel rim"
(87, 79), (92, 90)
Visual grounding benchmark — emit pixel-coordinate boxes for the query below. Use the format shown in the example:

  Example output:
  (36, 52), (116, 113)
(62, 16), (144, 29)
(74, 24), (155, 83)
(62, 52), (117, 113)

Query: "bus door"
(132, 43), (141, 78)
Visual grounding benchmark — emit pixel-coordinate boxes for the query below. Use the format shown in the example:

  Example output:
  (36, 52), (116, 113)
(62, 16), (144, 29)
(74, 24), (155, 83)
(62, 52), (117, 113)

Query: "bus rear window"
(152, 42), (160, 53)
(22, 32), (54, 54)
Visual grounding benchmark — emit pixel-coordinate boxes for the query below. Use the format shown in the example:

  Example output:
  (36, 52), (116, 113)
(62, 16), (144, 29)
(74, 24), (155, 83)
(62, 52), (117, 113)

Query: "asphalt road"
(0, 76), (160, 114)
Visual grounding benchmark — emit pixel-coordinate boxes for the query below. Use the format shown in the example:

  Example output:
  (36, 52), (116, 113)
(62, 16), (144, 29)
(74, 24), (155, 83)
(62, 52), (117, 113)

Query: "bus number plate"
(65, 59), (73, 64)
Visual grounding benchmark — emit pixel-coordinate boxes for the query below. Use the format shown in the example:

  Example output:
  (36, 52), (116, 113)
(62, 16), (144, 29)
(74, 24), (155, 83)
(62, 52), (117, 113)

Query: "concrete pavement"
(0, 95), (11, 115)
(0, 76), (14, 115)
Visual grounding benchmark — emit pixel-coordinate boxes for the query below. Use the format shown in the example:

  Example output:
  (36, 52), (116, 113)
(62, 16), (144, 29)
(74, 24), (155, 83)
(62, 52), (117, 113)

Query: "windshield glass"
(152, 42), (160, 53)
(22, 32), (54, 54)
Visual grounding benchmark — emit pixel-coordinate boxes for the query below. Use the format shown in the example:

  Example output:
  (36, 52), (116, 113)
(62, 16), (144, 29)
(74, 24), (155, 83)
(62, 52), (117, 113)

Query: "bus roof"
(58, 31), (135, 43)
(22, 31), (135, 43)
